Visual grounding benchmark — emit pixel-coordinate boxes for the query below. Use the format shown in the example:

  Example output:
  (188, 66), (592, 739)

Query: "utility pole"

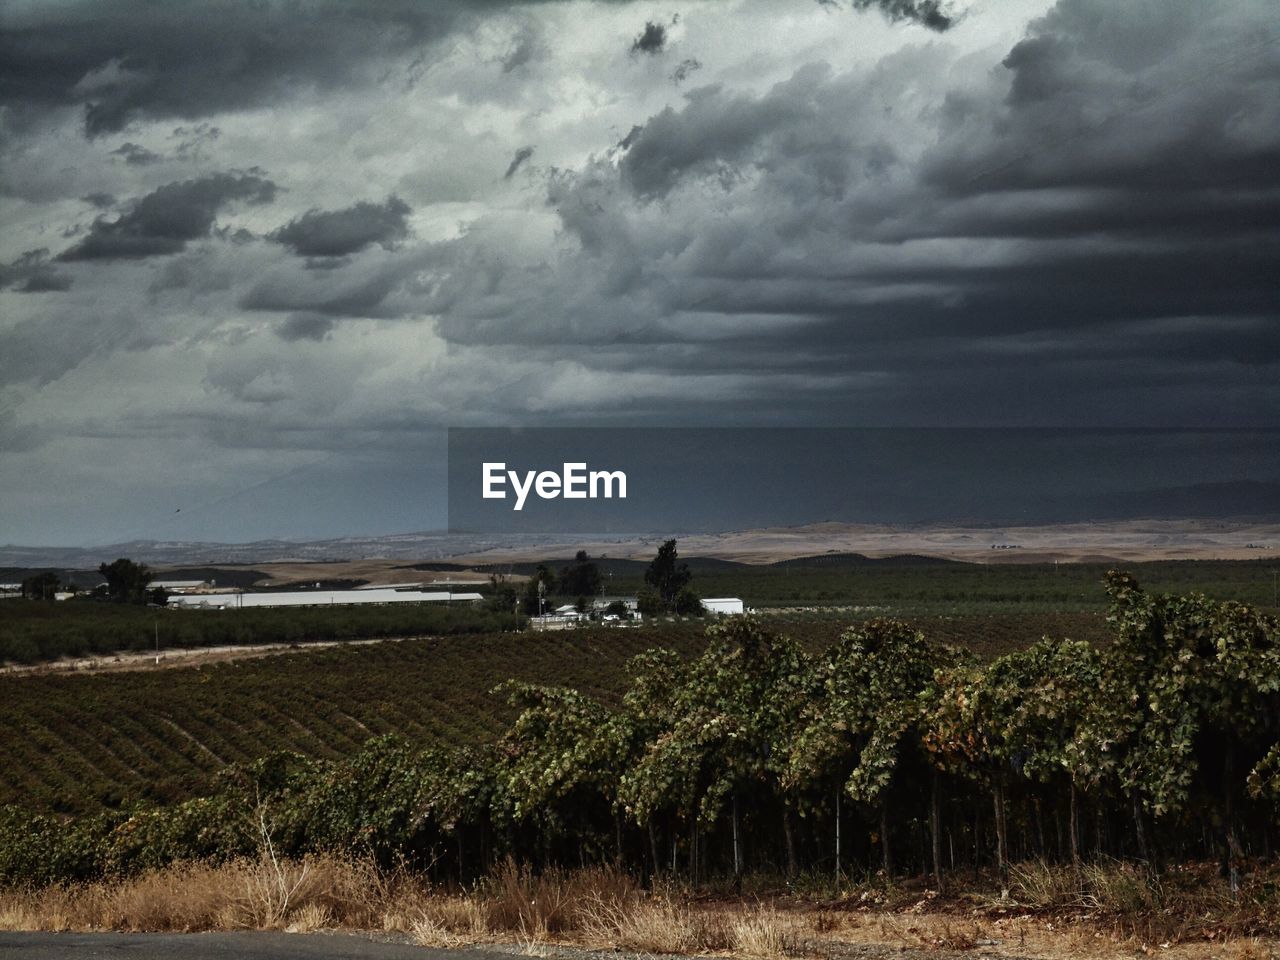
(154, 618), (160, 665)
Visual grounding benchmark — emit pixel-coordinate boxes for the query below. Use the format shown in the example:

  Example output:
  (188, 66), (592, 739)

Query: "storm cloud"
(1, 249), (72, 293)
(0, 2), (467, 136)
(631, 21), (667, 54)
(1, 0), (1277, 546)
(852, 0), (957, 31)
(269, 197), (413, 259)
(58, 172), (277, 260)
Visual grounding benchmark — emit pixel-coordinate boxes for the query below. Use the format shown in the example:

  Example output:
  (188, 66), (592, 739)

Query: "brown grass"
(0, 854), (422, 934)
(4, 857), (1280, 959)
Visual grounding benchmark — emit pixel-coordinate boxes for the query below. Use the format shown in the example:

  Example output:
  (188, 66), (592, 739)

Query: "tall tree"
(97, 557), (153, 604)
(521, 565), (556, 617)
(558, 551), (602, 598)
(644, 539), (691, 611)
(21, 571), (61, 601)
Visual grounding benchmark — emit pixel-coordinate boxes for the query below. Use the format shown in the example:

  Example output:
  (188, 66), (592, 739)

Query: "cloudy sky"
(1, 0), (1277, 545)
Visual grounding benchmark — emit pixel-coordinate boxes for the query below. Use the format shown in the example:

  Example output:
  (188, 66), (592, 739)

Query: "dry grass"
(0, 854), (414, 934)
(726, 904), (807, 958)
(4, 857), (1280, 959)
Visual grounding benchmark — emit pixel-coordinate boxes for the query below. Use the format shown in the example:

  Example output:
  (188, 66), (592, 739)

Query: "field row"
(0, 612), (1113, 814)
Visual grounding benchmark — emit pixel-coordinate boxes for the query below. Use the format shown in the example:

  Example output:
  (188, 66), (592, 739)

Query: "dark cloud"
(0, 249), (72, 292)
(851, 0), (956, 31)
(17, 272), (74, 293)
(268, 196), (412, 259)
(504, 146), (535, 179)
(426, 0), (1280, 433)
(0, 2), (462, 136)
(0, 0), (667, 138)
(58, 172), (277, 261)
(239, 245), (437, 317)
(81, 192), (116, 209)
(920, 2), (1279, 197)
(276, 313), (336, 342)
(632, 22), (667, 55)
(111, 142), (163, 165)
(618, 67), (832, 198)
(4, 0), (1280, 550)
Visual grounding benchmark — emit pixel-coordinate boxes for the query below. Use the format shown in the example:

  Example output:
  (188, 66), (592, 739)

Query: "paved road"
(0, 931), (509, 959)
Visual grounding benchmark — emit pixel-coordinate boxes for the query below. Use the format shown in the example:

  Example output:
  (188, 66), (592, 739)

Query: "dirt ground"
(0, 635), (420, 676)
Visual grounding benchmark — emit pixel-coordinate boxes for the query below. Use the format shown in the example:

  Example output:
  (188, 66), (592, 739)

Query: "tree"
(521, 565), (556, 617)
(21, 571), (60, 601)
(674, 588), (704, 616)
(644, 539), (691, 612)
(97, 558), (153, 604)
(635, 588), (662, 617)
(486, 572), (520, 615)
(558, 551), (602, 598)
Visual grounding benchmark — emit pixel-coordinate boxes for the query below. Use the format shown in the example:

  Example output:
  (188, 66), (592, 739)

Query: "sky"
(1, 0), (1278, 546)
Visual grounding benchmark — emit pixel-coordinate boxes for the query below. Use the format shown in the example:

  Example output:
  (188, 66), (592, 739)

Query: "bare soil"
(0, 635), (420, 676)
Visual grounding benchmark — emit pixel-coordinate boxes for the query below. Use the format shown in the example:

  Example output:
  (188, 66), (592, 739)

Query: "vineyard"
(3, 556), (1275, 666)
(0, 599), (524, 665)
(0, 623), (714, 815)
(0, 610), (1112, 818)
(518, 556), (1280, 611)
(1, 570), (1279, 914)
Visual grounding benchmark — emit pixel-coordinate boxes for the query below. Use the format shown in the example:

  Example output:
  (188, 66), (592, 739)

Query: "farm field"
(0, 624), (709, 814)
(0, 612), (1110, 810)
(1, 563), (1278, 957)
(0, 557), (1274, 815)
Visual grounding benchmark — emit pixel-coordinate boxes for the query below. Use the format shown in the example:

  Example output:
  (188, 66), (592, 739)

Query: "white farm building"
(703, 597), (745, 615)
(168, 589), (483, 610)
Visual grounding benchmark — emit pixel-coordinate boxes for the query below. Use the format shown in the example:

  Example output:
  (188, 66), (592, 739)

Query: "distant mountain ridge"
(3, 514), (1278, 569)
(0, 532), (647, 569)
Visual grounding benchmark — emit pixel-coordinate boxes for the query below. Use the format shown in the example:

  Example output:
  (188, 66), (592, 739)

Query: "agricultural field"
(435, 554), (1280, 611)
(0, 558), (1273, 816)
(1, 562), (1279, 958)
(0, 624), (711, 814)
(0, 599), (523, 665)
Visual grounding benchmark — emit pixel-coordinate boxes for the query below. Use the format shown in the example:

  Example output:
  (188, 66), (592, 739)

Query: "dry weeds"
(4, 857), (1280, 959)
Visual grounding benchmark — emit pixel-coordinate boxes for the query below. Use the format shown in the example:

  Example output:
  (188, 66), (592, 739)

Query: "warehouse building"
(168, 588), (483, 610)
(703, 597), (746, 615)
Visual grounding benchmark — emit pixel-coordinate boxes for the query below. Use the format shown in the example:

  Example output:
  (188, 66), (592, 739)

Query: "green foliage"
(3, 570), (1280, 889)
(522, 565), (557, 616)
(791, 619), (957, 805)
(644, 539), (692, 611)
(0, 623), (714, 815)
(1071, 571), (1280, 817)
(635, 588), (662, 617)
(558, 551), (602, 598)
(21, 571), (61, 601)
(620, 618), (814, 826)
(0, 597), (526, 665)
(674, 588), (704, 616)
(98, 558), (153, 605)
